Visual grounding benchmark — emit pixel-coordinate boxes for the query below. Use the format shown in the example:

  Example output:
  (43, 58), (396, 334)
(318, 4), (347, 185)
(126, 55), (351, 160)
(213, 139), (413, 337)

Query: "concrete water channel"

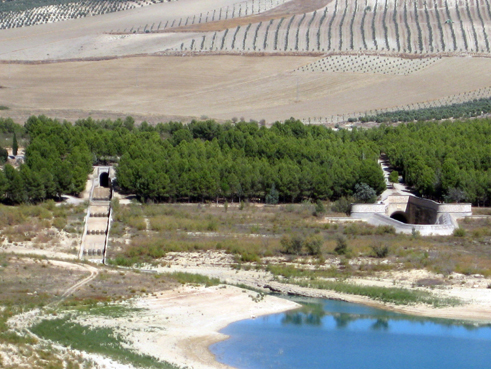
(79, 166), (114, 263)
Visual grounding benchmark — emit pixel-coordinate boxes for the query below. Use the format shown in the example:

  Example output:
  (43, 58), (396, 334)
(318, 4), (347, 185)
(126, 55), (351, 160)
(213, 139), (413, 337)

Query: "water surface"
(210, 298), (491, 369)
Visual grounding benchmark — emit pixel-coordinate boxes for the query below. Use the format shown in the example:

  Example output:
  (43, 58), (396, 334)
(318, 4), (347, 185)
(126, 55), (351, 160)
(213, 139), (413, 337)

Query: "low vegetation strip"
(354, 96), (491, 123)
(294, 280), (461, 307)
(170, 271), (221, 287)
(31, 317), (180, 369)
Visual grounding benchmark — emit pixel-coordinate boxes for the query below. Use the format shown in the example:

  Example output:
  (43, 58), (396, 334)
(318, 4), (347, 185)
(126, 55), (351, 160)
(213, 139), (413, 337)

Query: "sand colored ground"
(156, 251), (491, 323)
(67, 262), (491, 369)
(1, 55), (491, 123)
(3, 247), (491, 369)
(1, 0), (491, 123)
(69, 285), (299, 369)
(0, 0), (243, 61)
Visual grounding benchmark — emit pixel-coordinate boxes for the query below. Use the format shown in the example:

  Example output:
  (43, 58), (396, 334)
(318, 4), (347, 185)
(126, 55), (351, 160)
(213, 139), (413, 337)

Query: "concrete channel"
(79, 166), (114, 263)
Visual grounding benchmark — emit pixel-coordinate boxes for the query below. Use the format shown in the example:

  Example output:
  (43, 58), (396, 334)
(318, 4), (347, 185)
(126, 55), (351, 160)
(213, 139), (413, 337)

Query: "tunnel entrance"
(100, 172), (110, 188)
(390, 211), (408, 223)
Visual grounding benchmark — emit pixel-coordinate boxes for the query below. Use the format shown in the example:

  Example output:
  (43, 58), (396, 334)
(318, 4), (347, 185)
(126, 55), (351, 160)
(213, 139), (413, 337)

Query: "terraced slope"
(174, 0), (491, 56)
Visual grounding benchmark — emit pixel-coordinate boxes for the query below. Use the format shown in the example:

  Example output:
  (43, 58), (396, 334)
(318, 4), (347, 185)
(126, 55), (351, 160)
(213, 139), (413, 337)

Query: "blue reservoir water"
(210, 298), (491, 369)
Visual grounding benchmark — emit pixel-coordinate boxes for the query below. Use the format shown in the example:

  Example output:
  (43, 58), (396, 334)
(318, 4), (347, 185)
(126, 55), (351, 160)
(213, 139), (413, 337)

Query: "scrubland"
(108, 202), (491, 280)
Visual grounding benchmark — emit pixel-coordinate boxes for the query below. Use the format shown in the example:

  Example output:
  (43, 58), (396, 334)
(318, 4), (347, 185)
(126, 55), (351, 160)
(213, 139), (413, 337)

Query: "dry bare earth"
(1, 0), (491, 122)
(2, 55), (491, 123)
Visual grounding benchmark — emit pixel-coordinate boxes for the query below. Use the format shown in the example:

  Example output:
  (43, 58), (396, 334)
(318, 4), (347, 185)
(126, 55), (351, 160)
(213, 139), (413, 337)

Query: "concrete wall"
(406, 197), (439, 224)
(349, 195), (472, 236)
(368, 213), (455, 236)
(437, 203), (473, 219)
(351, 203), (386, 216)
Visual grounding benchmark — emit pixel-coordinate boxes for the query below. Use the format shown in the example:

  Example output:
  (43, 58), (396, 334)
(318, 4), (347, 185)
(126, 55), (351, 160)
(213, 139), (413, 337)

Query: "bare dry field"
(1, 0), (491, 122)
(1, 55), (491, 123)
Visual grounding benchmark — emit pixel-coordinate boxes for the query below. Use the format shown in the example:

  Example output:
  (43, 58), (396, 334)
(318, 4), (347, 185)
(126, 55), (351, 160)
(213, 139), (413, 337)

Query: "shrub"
(111, 197), (120, 212)
(304, 234), (323, 256)
(52, 217), (67, 230)
(354, 183), (377, 203)
(389, 170), (399, 183)
(374, 225), (396, 235)
(370, 244), (389, 258)
(109, 256), (137, 267)
(453, 227), (466, 237)
(411, 228), (421, 239)
(343, 222), (373, 236)
(280, 234), (304, 255)
(334, 235), (349, 255)
(127, 217), (146, 231)
(331, 197), (352, 214)
(239, 251), (261, 263)
(206, 220), (218, 231)
(313, 200), (326, 217)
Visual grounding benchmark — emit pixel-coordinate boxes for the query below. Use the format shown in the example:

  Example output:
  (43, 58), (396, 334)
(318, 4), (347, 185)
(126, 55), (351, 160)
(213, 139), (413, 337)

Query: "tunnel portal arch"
(100, 172), (110, 188)
(390, 211), (408, 223)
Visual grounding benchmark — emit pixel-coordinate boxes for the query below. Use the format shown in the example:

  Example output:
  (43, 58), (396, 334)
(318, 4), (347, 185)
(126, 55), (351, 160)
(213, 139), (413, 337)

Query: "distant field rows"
(296, 55), (440, 75)
(301, 85), (491, 125)
(173, 0), (491, 55)
(110, 0), (290, 33)
(0, 0), (173, 30)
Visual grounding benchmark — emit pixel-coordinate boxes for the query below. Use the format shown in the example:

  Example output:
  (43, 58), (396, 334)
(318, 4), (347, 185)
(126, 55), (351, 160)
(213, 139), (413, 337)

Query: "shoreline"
(131, 285), (301, 369)
(260, 281), (491, 323)
(114, 282), (491, 369)
(5, 250), (491, 368)
(110, 260), (491, 368)
(78, 284), (300, 369)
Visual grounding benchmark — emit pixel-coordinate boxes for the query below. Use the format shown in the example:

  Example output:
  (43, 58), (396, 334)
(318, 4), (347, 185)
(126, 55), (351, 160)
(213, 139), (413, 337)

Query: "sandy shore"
(78, 285), (299, 369)
(6, 249), (491, 368)
(152, 252), (491, 323)
(76, 267), (491, 369)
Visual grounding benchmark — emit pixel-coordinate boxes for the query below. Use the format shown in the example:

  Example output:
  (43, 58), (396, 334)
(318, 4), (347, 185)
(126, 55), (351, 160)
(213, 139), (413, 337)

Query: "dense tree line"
(0, 116), (385, 204)
(0, 116), (93, 203)
(1, 115), (490, 206)
(351, 97), (491, 123)
(380, 119), (491, 205)
(116, 119), (386, 202)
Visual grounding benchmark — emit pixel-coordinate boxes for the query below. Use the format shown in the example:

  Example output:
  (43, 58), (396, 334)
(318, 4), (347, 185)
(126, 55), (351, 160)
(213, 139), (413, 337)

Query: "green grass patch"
(31, 317), (180, 369)
(0, 106), (8, 111)
(230, 283), (266, 294)
(0, 306), (37, 345)
(64, 303), (142, 318)
(267, 264), (342, 279)
(294, 280), (461, 307)
(170, 272), (220, 287)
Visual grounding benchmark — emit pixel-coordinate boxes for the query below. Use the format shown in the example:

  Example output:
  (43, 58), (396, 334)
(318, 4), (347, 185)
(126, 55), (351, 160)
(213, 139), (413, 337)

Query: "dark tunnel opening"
(100, 172), (110, 188)
(390, 211), (408, 223)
